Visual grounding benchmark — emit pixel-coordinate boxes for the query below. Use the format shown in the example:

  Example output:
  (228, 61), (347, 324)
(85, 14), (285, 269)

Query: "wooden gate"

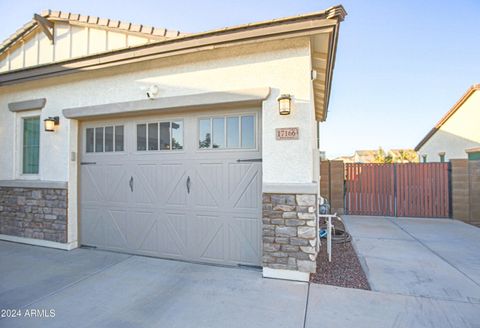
(344, 163), (451, 218)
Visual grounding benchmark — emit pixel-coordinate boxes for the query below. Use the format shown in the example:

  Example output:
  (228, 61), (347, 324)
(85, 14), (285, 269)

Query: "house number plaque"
(276, 127), (299, 140)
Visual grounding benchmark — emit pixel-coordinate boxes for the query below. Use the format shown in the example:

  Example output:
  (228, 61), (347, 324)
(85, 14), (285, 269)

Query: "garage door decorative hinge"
(80, 162), (96, 165)
(236, 158), (262, 163)
(237, 264), (262, 270)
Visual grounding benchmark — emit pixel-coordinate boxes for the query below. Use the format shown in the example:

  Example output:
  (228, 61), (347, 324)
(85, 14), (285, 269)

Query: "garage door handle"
(129, 176), (134, 192)
(186, 176), (191, 194)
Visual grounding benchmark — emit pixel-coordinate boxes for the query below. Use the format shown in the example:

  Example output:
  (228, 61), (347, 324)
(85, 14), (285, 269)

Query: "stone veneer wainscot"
(0, 187), (67, 243)
(262, 193), (317, 273)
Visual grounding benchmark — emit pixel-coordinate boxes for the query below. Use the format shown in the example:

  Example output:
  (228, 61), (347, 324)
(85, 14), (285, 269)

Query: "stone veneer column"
(262, 193), (317, 279)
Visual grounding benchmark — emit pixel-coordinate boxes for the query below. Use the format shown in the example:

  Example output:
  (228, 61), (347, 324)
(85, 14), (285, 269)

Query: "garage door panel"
(80, 112), (262, 267)
(80, 207), (104, 246)
(127, 210), (156, 251)
(134, 164), (157, 201)
(227, 162), (251, 197)
(191, 168), (222, 209)
(165, 171), (189, 207)
(159, 212), (189, 258)
(229, 216), (262, 265)
(189, 214), (226, 263)
(104, 209), (129, 250)
(193, 162), (226, 206)
(134, 217), (159, 255)
(81, 166), (105, 202)
(130, 165), (157, 206)
(157, 163), (188, 206)
(230, 163), (262, 210)
(104, 165), (129, 203)
(233, 171), (261, 210)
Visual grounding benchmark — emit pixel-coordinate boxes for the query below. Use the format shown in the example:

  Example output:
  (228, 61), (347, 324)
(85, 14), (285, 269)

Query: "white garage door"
(79, 109), (262, 266)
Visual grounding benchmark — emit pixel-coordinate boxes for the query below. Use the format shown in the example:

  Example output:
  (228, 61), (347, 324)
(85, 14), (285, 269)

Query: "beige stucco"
(0, 37), (321, 244)
(418, 90), (480, 161)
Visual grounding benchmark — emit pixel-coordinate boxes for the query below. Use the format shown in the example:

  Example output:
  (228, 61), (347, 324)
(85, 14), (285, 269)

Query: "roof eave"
(311, 6), (346, 122)
(415, 84), (480, 151)
(320, 20), (342, 122)
(0, 20), (38, 54)
(0, 6), (346, 87)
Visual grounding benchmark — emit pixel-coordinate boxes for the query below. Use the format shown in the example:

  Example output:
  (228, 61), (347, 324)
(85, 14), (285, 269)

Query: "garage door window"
(199, 115), (255, 150)
(86, 125), (124, 153)
(137, 121), (183, 151)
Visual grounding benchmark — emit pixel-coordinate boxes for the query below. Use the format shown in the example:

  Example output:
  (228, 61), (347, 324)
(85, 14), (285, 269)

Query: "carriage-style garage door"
(79, 110), (262, 266)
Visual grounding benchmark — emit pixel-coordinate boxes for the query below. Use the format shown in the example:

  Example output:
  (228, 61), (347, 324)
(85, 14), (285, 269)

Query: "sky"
(1, 0), (479, 158)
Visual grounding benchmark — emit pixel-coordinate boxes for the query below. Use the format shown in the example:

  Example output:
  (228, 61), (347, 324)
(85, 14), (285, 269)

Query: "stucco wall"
(0, 37), (318, 244)
(418, 90), (480, 161)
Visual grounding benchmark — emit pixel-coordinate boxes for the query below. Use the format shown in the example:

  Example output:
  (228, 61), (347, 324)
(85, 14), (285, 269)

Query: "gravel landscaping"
(310, 234), (370, 290)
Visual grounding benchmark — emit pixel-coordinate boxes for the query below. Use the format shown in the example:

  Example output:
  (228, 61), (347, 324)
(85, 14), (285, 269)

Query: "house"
(354, 150), (379, 163)
(415, 84), (480, 162)
(334, 150), (376, 163)
(334, 148), (417, 163)
(0, 7), (346, 282)
(334, 155), (355, 163)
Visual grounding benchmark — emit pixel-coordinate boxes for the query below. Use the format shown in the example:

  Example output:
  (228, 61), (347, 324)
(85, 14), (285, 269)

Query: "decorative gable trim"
(33, 14), (54, 42)
(0, 10), (185, 56)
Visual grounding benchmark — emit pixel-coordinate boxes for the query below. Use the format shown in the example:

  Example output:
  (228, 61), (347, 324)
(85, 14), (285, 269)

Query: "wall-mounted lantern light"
(44, 116), (59, 132)
(278, 94), (292, 115)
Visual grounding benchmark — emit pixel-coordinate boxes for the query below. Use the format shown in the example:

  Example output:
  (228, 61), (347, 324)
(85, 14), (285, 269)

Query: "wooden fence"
(344, 163), (450, 218)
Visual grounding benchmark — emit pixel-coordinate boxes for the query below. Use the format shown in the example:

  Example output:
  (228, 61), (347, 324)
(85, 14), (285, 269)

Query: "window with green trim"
(22, 116), (40, 174)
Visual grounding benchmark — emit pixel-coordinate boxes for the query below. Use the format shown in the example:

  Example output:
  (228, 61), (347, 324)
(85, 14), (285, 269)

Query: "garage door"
(79, 110), (262, 266)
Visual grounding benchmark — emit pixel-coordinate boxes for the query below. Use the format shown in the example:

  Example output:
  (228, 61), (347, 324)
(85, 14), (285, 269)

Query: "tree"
(396, 149), (418, 163)
(199, 133), (211, 148)
(373, 147), (393, 164)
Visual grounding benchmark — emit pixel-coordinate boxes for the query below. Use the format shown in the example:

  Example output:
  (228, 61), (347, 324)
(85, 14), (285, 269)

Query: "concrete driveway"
(1, 216), (480, 328)
(0, 241), (307, 328)
(305, 216), (480, 328)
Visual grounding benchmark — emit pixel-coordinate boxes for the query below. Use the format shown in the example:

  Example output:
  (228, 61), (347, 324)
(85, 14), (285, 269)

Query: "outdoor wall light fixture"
(278, 94), (292, 115)
(44, 116), (60, 132)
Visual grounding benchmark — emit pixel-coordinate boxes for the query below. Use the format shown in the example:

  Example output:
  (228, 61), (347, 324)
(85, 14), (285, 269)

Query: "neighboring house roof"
(334, 150), (378, 163)
(354, 149), (378, 162)
(336, 148), (418, 163)
(334, 155), (354, 163)
(415, 84), (480, 151)
(355, 150), (377, 156)
(0, 6), (346, 121)
(388, 149), (415, 156)
(0, 10), (184, 55)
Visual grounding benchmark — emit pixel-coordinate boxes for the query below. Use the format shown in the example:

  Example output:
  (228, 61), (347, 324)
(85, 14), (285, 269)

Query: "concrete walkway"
(1, 216), (480, 327)
(305, 216), (480, 328)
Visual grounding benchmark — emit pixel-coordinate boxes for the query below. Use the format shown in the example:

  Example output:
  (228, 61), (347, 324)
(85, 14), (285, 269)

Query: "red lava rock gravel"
(310, 239), (370, 290)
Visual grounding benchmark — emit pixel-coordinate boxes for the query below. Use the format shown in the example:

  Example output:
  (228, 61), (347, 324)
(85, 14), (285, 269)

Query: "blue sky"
(1, 0), (479, 158)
